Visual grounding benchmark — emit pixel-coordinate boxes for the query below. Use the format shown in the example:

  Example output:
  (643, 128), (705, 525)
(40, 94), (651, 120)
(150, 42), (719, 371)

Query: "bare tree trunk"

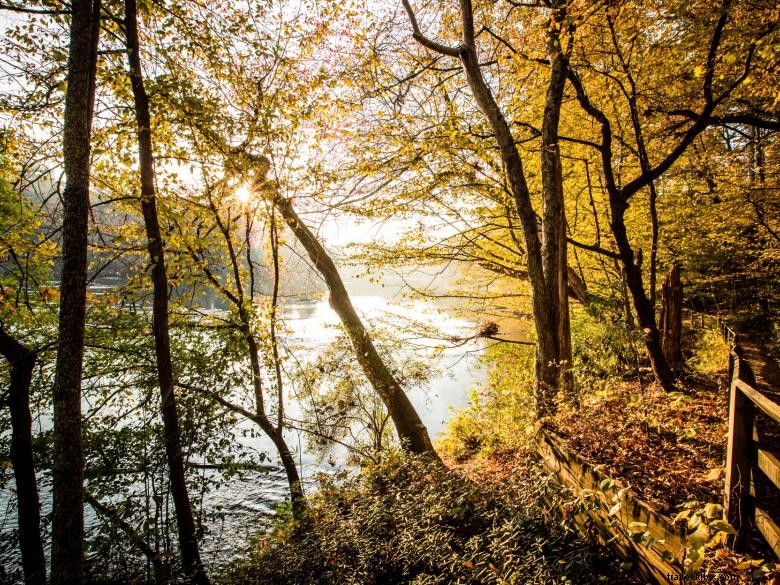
(124, 2), (209, 582)
(659, 264), (683, 366)
(567, 267), (588, 305)
(610, 198), (676, 389)
(568, 71), (677, 391)
(51, 1), (100, 582)
(0, 330), (46, 585)
(617, 259), (635, 328)
(540, 1), (573, 398)
(270, 194), (437, 454)
(401, 0), (565, 416)
(607, 14), (661, 311)
(459, 41), (559, 417)
(244, 329), (306, 514)
(187, 196), (306, 515)
(267, 217), (305, 513)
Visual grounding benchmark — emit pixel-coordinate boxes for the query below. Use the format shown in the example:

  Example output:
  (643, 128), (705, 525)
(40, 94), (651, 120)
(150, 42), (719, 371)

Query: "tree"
(0, 329), (45, 585)
(172, 180), (307, 515)
(399, 0), (574, 414)
(122, 0), (209, 581)
(566, 0), (778, 388)
(266, 181), (437, 455)
(0, 147), (54, 585)
(51, 1), (100, 581)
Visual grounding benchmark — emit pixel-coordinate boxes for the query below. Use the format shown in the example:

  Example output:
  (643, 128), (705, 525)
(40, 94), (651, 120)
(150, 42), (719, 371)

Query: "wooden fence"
(536, 426), (686, 582)
(686, 310), (780, 557)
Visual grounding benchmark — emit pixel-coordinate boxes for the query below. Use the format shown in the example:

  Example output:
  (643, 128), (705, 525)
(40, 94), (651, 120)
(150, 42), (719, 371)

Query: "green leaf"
(708, 520), (736, 535)
(703, 503), (722, 519)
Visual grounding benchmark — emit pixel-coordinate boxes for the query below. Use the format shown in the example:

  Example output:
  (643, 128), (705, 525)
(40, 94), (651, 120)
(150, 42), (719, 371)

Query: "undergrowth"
(224, 453), (633, 584)
(439, 304), (646, 461)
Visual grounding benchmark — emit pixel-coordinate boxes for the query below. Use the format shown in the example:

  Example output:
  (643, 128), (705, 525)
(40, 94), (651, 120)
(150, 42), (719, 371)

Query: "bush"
(687, 327), (729, 376)
(570, 303), (645, 385)
(225, 453), (630, 584)
(438, 344), (536, 460)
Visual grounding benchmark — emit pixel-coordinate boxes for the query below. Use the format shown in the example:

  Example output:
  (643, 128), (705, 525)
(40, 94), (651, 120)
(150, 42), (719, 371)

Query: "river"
(1, 291), (487, 576)
(200, 294), (486, 565)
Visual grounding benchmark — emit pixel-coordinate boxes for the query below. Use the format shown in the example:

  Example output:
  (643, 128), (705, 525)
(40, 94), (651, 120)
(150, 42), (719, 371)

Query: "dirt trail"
(739, 335), (780, 403)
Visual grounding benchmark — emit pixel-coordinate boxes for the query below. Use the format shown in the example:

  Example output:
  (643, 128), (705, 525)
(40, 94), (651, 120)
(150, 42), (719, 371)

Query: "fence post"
(725, 377), (756, 549)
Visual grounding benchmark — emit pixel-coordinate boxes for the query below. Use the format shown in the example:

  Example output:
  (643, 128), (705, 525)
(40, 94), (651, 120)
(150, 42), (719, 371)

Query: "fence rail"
(688, 310), (780, 557)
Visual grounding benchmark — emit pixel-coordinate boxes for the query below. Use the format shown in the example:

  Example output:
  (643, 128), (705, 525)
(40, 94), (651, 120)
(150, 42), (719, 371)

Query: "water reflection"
(0, 293), (486, 572)
(201, 294), (485, 563)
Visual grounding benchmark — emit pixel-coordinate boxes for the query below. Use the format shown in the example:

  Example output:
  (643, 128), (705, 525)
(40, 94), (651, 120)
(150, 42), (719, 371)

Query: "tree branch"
(567, 237), (619, 259)
(400, 0), (462, 57)
(0, 3), (70, 14)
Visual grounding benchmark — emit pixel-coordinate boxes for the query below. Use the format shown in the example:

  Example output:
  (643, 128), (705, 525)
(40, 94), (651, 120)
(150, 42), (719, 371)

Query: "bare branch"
(663, 109), (780, 132)
(400, 0), (462, 57)
(0, 2), (70, 14)
(567, 237), (620, 259)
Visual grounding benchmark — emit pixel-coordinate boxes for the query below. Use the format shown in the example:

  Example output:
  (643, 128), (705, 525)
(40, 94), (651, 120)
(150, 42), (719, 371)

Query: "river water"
(1, 292), (486, 575)
(200, 294), (486, 564)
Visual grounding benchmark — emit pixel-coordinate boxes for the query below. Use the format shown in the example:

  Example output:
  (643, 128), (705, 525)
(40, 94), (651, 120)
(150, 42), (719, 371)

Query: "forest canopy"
(0, 0), (778, 583)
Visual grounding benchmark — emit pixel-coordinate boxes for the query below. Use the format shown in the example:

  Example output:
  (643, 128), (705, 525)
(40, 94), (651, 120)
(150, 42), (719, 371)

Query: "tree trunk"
(271, 194), (437, 455)
(0, 330), (46, 585)
(124, 2), (209, 582)
(265, 425), (306, 514)
(540, 2), (573, 398)
(610, 198), (676, 390)
(402, 0), (564, 416)
(51, 1), (100, 582)
(567, 266), (588, 304)
(617, 259), (635, 328)
(244, 329), (306, 514)
(192, 195), (306, 516)
(659, 264), (683, 366)
(458, 48), (559, 417)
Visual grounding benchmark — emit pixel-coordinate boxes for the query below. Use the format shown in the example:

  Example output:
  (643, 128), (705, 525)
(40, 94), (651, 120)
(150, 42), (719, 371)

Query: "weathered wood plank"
(735, 379), (780, 424)
(755, 508), (780, 559)
(535, 427), (684, 584)
(757, 449), (780, 492)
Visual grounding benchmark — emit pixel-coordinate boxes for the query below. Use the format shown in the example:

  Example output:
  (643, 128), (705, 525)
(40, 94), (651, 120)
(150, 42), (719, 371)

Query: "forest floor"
(447, 324), (780, 583)
(549, 377), (727, 515)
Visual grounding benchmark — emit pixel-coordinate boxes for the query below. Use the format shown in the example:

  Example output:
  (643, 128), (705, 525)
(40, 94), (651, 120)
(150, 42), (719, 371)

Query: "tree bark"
(458, 47), (559, 417)
(610, 197), (676, 389)
(659, 264), (683, 366)
(568, 70), (676, 390)
(401, 0), (568, 416)
(244, 328), (306, 514)
(606, 14), (661, 311)
(616, 259), (635, 328)
(51, 1), (100, 582)
(0, 330), (46, 585)
(124, 1), (209, 582)
(271, 194), (437, 455)
(540, 2), (573, 398)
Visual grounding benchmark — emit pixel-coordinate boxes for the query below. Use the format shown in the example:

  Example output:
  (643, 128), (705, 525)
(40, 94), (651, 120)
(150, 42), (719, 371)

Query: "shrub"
(687, 327), (729, 376)
(570, 303), (645, 385)
(438, 344), (536, 460)
(225, 453), (631, 584)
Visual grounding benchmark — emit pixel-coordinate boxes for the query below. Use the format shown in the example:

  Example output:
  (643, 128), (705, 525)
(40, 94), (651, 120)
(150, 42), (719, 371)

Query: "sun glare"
(234, 185), (252, 203)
